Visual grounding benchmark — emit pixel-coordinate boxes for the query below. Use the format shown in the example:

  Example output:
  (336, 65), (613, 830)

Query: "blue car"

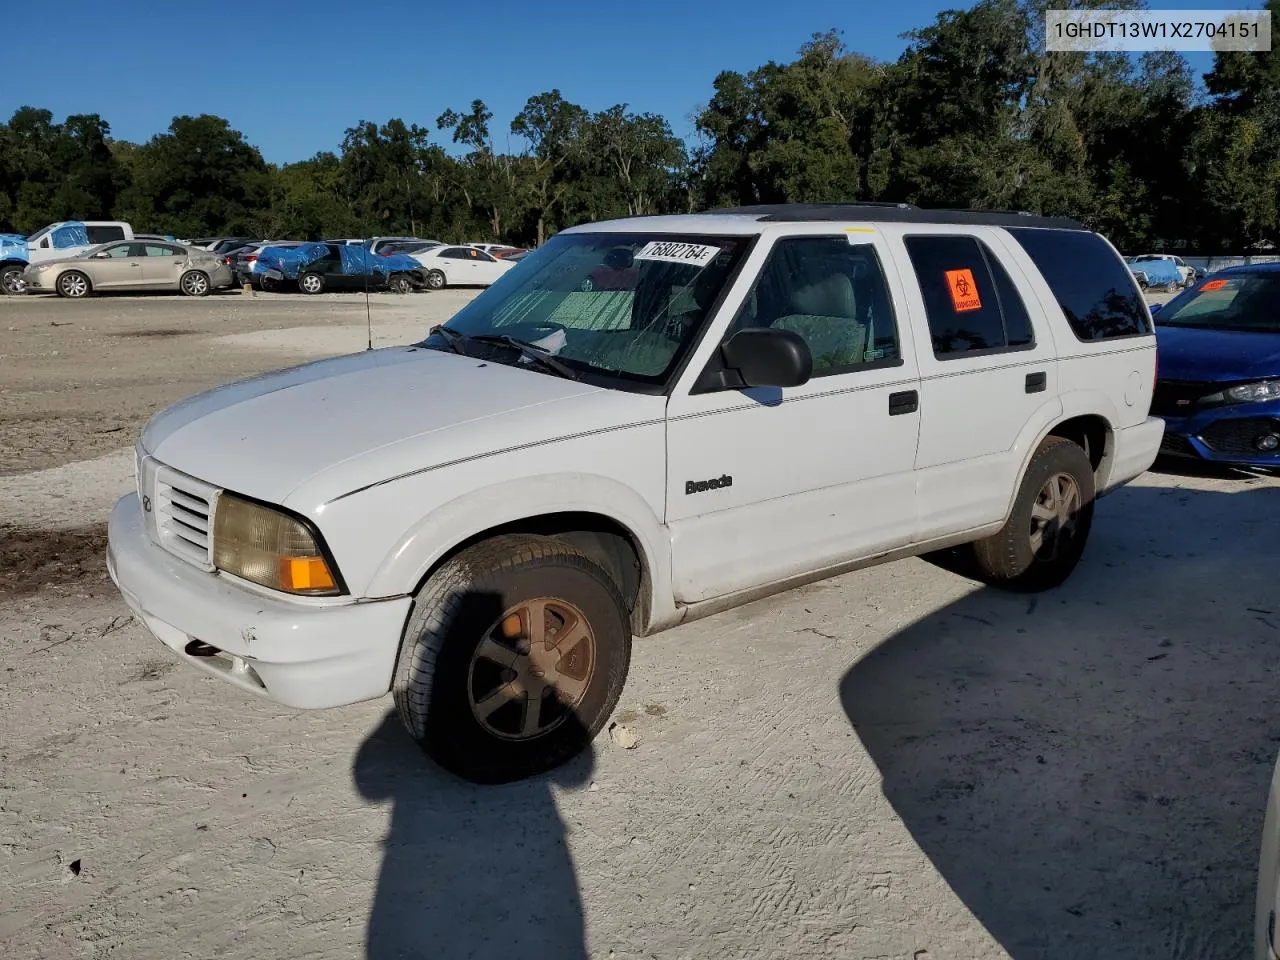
(1151, 264), (1280, 468)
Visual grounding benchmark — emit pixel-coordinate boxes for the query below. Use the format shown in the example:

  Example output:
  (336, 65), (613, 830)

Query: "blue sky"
(2, 0), (1237, 165)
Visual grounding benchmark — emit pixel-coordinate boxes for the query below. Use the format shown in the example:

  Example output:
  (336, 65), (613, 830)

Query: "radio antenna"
(364, 246), (373, 351)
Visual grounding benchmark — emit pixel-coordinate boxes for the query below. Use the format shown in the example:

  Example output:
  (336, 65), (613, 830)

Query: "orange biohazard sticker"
(944, 268), (982, 312)
(1200, 278), (1228, 291)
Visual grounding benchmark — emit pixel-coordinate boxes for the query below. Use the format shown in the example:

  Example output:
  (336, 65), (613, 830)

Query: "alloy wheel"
(1028, 472), (1082, 560)
(466, 598), (597, 741)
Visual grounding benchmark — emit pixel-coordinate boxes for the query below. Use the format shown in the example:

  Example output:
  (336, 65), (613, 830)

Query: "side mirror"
(92, 251), (110, 259)
(718, 328), (812, 389)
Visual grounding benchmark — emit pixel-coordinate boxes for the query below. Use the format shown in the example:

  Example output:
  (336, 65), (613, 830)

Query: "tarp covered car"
(1, 233), (30, 294)
(256, 242), (427, 294)
(1127, 255), (1182, 290)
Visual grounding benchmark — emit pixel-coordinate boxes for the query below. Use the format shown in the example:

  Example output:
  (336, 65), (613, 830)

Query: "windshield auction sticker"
(945, 268), (983, 312)
(634, 241), (721, 267)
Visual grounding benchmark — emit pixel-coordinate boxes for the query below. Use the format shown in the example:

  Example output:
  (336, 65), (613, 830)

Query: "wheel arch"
(358, 476), (669, 636)
(1000, 405), (1116, 524)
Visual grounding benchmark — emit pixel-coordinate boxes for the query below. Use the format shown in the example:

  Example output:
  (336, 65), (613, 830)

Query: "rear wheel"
(1, 264), (25, 295)
(179, 270), (210, 297)
(56, 271), (91, 299)
(969, 436), (1095, 591)
(299, 272), (325, 295)
(425, 269), (446, 290)
(393, 534), (632, 784)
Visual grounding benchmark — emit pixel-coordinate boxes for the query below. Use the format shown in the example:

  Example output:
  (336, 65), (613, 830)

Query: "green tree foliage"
(1, 0), (1278, 251)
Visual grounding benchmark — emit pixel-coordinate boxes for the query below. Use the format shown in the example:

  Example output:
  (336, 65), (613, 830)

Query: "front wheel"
(388, 274), (412, 294)
(179, 270), (210, 297)
(299, 273), (325, 295)
(1, 264), (25, 295)
(393, 534), (632, 784)
(425, 269), (446, 290)
(56, 271), (91, 299)
(1163, 280), (1178, 293)
(969, 436), (1095, 591)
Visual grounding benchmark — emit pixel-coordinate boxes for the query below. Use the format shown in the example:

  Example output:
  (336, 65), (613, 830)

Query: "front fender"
(359, 472), (674, 632)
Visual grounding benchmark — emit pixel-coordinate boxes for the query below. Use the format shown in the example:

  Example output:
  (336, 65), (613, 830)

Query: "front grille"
(1199, 417), (1280, 455)
(153, 466), (218, 570)
(1151, 379), (1216, 417)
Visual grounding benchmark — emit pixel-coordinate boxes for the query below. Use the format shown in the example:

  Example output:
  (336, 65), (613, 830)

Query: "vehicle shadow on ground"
(352, 590), (594, 960)
(841, 478), (1280, 959)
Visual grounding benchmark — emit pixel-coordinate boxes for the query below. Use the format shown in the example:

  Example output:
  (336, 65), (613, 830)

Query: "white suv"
(106, 203), (1164, 783)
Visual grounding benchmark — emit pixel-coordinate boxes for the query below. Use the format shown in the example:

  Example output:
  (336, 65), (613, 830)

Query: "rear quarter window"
(1006, 228), (1150, 341)
(86, 225), (126, 244)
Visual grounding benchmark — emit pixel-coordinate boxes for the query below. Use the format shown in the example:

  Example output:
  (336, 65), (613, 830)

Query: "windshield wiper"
(466, 334), (579, 380)
(428, 324), (465, 354)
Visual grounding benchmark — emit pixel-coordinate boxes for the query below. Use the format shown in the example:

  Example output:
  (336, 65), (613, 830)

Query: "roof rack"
(705, 202), (1086, 231)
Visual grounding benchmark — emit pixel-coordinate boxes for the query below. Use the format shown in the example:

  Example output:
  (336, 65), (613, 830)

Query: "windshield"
(1156, 272), (1280, 332)
(426, 232), (751, 387)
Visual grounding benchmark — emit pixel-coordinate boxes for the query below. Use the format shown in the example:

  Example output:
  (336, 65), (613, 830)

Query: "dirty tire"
(425, 269), (446, 290)
(56, 271), (91, 299)
(179, 270), (210, 297)
(299, 273), (324, 295)
(1, 264), (25, 295)
(393, 533), (631, 784)
(969, 436), (1095, 592)
(388, 273), (412, 294)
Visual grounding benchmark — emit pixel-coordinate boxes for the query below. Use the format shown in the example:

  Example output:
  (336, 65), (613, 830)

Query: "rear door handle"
(888, 390), (918, 416)
(1025, 371), (1046, 393)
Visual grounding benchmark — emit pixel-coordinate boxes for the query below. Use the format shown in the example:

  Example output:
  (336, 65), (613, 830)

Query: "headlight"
(1226, 380), (1280, 403)
(212, 493), (342, 596)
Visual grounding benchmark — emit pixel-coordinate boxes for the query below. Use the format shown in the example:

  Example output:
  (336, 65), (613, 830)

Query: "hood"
(1155, 324), (1280, 383)
(142, 346), (663, 509)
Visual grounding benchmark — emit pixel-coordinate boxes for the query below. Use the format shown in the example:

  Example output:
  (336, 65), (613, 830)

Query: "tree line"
(1, 0), (1277, 254)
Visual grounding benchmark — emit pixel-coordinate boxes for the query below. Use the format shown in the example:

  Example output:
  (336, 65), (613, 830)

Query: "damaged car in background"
(255, 241), (428, 294)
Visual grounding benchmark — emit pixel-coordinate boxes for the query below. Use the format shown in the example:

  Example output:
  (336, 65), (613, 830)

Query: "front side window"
(103, 244), (133, 258)
(904, 235), (1035, 359)
(1155, 272), (1280, 332)
(727, 237), (901, 376)
(428, 232), (750, 387)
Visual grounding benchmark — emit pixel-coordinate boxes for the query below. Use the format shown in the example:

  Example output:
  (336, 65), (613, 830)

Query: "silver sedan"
(23, 240), (234, 298)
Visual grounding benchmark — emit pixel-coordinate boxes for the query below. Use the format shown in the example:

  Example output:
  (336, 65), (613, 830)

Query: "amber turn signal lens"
(280, 556), (337, 592)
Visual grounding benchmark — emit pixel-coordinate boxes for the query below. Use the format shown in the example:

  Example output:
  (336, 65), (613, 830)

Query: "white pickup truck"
(1, 221), (134, 294)
(106, 203), (1164, 783)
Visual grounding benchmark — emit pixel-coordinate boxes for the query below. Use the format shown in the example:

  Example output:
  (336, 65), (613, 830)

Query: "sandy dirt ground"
(2, 287), (1277, 960)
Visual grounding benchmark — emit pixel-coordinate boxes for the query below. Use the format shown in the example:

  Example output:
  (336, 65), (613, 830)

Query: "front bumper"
(23, 268), (52, 291)
(106, 493), (412, 709)
(1158, 402), (1280, 468)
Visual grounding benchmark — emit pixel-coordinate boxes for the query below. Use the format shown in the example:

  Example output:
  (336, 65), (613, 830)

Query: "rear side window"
(1007, 228), (1150, 341)
(86, 225), (126, 244)
(903, 235), (1035, 359)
